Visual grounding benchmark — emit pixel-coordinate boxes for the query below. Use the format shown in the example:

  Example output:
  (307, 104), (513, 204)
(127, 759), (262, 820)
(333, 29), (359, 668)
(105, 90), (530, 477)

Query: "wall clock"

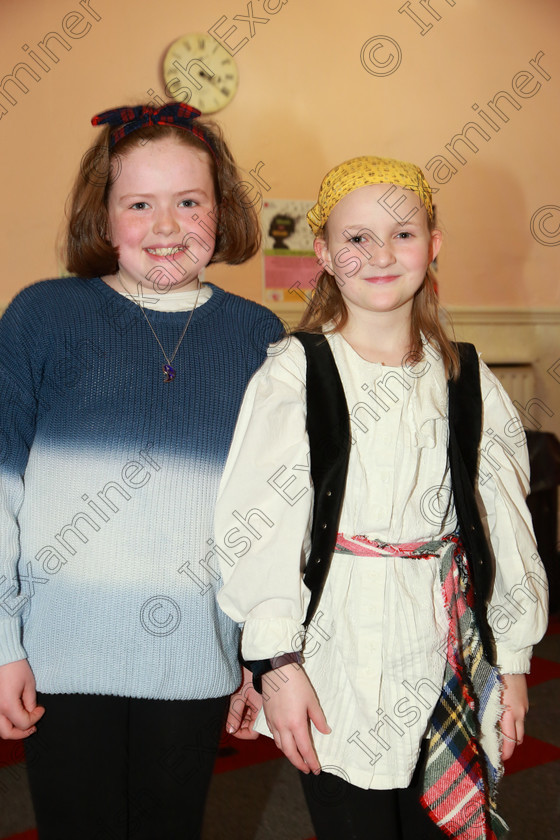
(163, 33), (239, 114)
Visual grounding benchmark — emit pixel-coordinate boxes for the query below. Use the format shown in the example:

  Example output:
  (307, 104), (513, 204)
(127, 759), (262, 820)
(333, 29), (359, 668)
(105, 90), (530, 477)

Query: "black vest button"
(326, 490), (332, 496)
(322, 523), (327, 529)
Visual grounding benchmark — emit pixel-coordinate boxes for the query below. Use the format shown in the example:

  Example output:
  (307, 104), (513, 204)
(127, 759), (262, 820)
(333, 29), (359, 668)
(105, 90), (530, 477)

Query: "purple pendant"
(162, 364), (176, 382)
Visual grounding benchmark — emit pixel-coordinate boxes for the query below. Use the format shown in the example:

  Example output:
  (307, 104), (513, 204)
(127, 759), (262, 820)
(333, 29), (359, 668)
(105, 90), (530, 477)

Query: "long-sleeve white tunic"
(215, 332), (548, 789)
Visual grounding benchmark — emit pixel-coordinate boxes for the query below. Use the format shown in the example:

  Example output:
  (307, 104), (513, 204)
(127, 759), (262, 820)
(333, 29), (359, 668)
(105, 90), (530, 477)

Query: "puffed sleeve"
(215, 336), (313, 660)
(476, 361), (549, 674)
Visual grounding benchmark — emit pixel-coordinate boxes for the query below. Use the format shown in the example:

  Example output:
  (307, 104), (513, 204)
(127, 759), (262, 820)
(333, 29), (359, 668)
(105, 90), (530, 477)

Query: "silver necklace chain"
(117, 272), (202, 382)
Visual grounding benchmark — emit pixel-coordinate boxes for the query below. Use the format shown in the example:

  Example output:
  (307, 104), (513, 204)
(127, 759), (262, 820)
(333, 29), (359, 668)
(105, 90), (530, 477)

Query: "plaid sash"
(334, 533), (508, 838)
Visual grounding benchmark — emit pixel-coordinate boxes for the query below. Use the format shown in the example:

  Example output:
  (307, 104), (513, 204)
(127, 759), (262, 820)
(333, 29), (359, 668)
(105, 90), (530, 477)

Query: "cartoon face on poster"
(262, 199), (318, 303)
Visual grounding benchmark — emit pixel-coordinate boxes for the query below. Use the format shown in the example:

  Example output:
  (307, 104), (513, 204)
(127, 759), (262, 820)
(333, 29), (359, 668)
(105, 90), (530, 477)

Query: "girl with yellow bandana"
(215, 157), (547, 840)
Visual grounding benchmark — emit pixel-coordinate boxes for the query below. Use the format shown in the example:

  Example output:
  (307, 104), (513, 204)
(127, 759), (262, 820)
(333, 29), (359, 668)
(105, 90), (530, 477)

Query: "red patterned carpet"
(1, 616), (559, 839)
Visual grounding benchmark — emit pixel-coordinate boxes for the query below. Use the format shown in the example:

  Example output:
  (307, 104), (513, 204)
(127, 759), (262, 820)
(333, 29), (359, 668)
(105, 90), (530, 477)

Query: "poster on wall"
(262, 199), (317, 304)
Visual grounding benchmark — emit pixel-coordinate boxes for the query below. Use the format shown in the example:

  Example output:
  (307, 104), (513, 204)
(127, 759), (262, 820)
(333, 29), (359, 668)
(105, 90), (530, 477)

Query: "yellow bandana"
(307, 155), (433, 235)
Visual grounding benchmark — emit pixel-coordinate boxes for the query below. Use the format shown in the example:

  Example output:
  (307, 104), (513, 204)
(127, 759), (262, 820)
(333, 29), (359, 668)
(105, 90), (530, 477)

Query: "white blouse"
(215, 332), (548, 789)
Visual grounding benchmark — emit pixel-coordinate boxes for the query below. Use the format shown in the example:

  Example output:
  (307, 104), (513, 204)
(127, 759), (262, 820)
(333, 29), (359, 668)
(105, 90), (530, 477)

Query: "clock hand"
(199, 70), (222, 88)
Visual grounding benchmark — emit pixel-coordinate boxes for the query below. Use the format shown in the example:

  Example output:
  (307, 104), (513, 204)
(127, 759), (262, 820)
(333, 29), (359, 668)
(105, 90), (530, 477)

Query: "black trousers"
(299, 741), (445, 840)
(24, 692), (229, 840)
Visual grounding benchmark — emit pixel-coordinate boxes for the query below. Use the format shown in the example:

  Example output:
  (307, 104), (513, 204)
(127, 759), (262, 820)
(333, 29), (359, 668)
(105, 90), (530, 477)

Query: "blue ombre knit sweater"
(0, 278), (283, 699)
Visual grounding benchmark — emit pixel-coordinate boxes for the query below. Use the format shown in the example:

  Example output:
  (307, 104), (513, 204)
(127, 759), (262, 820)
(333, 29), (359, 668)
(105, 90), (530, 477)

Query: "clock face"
(163, 33), (239, 114)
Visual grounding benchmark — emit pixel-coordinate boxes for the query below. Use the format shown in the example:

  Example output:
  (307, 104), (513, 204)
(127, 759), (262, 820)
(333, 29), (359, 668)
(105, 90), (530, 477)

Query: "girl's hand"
(262, 663), (330, 774)
(0, 659), (45, 740)
(500, 673), (529, 761)
(226, 666), (262, 740)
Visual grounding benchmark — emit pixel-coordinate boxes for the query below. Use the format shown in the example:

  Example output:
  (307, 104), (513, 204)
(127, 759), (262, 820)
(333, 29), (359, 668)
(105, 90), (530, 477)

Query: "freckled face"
(315, 183), (441, 319)
(106, 137), (217, 293)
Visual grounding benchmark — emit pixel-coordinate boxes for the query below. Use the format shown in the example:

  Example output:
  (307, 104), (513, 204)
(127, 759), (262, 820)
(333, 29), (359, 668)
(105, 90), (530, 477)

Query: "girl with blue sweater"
(0, 102), (282, 838)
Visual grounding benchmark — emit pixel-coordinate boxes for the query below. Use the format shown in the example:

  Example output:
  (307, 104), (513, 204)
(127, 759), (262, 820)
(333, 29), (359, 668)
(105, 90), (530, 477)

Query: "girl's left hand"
(226, 666), (262, 740)
(500, 673), (529, 761)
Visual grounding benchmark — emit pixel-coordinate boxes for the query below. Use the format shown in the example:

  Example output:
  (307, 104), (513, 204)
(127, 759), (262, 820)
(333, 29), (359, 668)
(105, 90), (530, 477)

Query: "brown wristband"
(245, 651), (304, 694)
(269, 651), (304, 670)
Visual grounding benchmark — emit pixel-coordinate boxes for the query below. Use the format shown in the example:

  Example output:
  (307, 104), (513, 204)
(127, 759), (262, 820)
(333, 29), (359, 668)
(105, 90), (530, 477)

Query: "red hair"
(63, 119), (261, 277)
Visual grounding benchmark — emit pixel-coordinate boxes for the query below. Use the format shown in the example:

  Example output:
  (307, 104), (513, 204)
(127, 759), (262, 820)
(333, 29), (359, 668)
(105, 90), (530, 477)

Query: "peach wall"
(1, 0), (559, 310)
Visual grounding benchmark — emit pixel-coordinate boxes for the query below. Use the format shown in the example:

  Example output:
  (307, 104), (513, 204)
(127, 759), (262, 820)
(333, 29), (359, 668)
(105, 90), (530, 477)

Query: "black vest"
(295, 332), (496, 666)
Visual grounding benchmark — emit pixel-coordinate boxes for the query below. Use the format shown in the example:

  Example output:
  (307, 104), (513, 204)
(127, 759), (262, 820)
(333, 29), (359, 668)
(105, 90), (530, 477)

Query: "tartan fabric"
(91, 103), (216, 157)
(334, 532), (508, 838)
(421, 535), (508, 839)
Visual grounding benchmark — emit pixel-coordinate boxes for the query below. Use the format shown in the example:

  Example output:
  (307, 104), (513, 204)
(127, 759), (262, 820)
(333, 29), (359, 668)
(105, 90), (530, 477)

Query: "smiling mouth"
(364, 275), (399, 283)
(145, 246), (186, 256)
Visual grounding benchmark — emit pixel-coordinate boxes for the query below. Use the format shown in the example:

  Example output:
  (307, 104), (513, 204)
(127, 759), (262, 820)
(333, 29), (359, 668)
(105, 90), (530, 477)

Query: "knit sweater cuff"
(0, 620), (27, 667)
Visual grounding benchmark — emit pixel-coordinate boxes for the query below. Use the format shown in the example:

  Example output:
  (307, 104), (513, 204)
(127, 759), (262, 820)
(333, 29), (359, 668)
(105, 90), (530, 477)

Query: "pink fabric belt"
(334, 531), (507, 839)
(335, 532), (451, 559)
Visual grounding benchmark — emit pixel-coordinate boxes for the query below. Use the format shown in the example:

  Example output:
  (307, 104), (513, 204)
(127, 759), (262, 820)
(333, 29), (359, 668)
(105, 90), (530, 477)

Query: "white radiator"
(488, 364), (536, 405)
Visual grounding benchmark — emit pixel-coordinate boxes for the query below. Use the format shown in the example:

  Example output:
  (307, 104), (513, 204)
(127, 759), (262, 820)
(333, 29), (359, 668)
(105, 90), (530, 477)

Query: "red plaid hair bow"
(91, 103), (215, 155)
